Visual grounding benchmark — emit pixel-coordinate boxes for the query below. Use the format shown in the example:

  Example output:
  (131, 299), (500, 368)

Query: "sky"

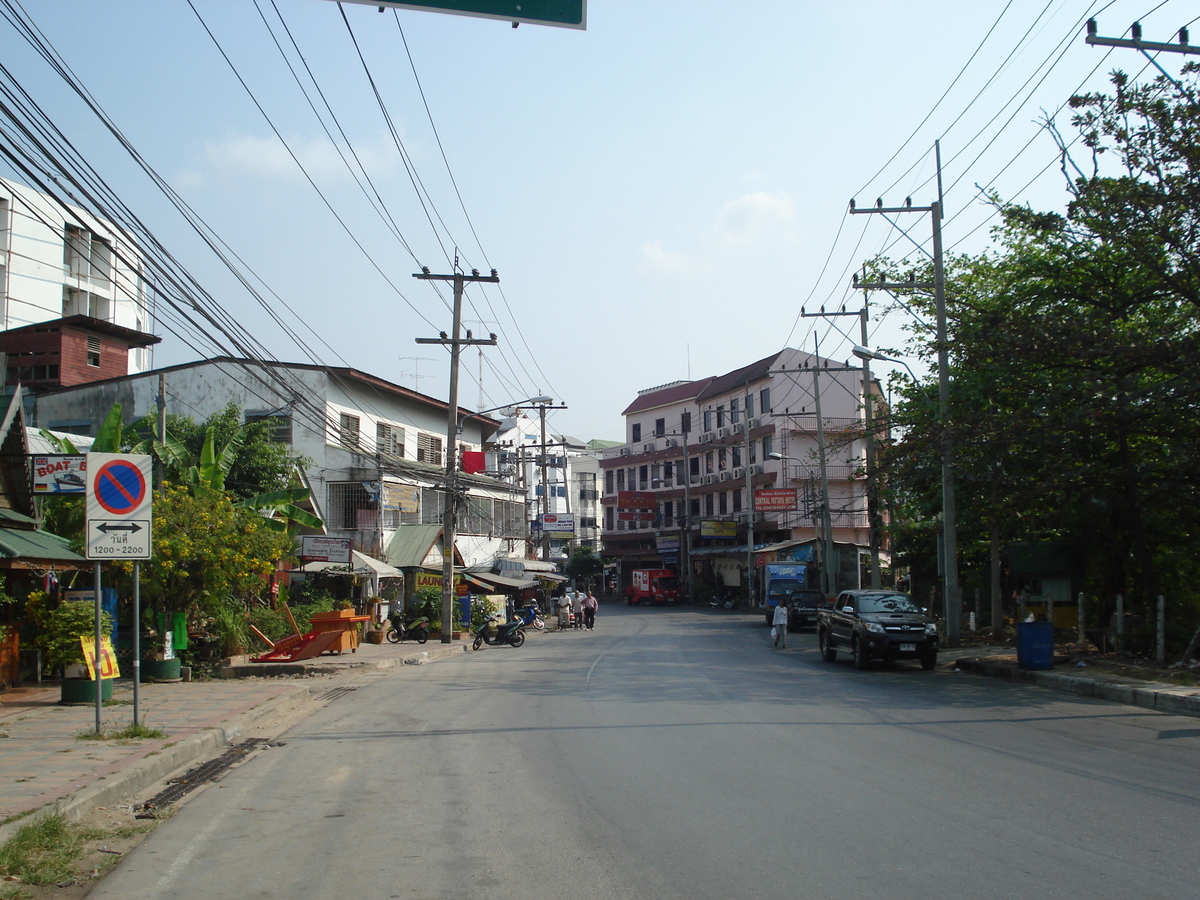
(1, 0), (1194, 441)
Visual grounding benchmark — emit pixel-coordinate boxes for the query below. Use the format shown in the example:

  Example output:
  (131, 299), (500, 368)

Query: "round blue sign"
(94, 460), (147, 516)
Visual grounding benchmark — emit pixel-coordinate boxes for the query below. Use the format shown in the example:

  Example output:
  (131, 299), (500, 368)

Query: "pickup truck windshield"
(856, 593), (923, 614)
(655, 577), (679, 590)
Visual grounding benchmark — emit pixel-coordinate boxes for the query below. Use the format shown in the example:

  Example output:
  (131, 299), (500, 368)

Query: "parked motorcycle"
(513, 603), (545, 631)
(386, 612), (430, 644)
(710, 587), (737, 610)
(472, 613), (527, 650)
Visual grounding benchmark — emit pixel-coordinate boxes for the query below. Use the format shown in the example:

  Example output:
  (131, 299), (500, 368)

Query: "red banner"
(461, 451), (487, 474)
(617, 491), (656, 509)
(754, 488), (797, 511)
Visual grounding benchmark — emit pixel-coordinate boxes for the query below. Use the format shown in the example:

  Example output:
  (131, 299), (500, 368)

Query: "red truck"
(627, 569), (681, 605)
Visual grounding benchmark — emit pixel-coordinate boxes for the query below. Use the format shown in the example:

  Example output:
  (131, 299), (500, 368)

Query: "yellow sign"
(79, 635), (120, 680)
(701, 520), (737, 538)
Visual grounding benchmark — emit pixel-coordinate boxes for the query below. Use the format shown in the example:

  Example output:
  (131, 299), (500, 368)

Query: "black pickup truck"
(816, 589), (939, 670)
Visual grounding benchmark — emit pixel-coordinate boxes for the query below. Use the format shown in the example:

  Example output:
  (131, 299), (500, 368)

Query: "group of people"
(557, 587), (598, 631)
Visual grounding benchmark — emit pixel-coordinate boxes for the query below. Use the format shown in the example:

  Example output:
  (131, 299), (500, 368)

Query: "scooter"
(386, 612), (430, 644)
(472, 613), (526, 650)
(513, 603), (545, 631)
(710, 587), (737, 610)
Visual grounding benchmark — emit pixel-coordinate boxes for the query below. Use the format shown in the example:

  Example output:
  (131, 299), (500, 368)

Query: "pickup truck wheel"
(818, 629), (836, 662)
(919, 652), (937, 670)
(852, 637), (869, 670)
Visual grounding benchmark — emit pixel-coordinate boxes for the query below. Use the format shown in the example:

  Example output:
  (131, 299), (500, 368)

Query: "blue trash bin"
(1016, 621), (1054, 669)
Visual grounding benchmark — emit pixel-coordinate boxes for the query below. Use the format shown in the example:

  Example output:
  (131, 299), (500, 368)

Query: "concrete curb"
(0, 684), (310, 848)
(954, 657), (1200, 719)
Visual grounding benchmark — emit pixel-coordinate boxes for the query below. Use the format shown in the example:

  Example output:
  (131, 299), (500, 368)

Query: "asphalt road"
(92, 605), (1200, 900)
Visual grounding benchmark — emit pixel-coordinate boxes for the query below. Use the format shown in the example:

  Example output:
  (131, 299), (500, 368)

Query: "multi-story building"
(489, 414), (605, 556)
(32, 357), (526, 568)
(601, 348), (883, 600)
(0, 177), (154, 373)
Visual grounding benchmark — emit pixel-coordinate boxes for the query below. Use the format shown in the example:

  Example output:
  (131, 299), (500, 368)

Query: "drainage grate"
(314, 684), (360, 703)
(137, 738), (279, 814)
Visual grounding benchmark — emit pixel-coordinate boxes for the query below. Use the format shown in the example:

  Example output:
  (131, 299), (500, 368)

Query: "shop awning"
(0, 525), (87, 567)
(297, 550), (402, 578)
(467, 571), (538, 591)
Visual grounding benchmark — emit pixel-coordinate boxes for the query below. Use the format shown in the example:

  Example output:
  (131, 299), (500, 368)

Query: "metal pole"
(1157, 595), (1166, 664)
(744, 381), (756, 606)
(682, 418), (693, 603)
(539, 403), (550, 562)
(1116, 593), (1124, 652)
(439, 272), (465, 644)
(1077, 591), (1085, 651)
(812, 340), (836, 596)
(93, 560), (102, 732)
(133, 562), (140, 724)
(859, 307), (881, 587)
(932, 198), (961, 645)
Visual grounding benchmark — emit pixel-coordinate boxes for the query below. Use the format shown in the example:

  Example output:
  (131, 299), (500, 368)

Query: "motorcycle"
(513, 603), (545, 631)
(472, 613), (527, 650)
(710, 587), (737, 610)
(386, 612), (430, 644)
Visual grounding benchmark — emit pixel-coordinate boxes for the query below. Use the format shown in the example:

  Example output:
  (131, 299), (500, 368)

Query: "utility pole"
(513, 399), (567, 562)
(681, 417), (694, 603)
(810, 343), (837, 596)
(800, 302), (881, 586)
(743, 380), (757, 607)
(850, 159), (961, 644)
(415, 263), (499, 644)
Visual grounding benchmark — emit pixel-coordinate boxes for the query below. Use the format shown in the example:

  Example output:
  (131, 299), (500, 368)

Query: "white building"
(32, 357), (526, 568)
(489, 415), (604, 556)
(0, 177), (153, 373)
(601, 348), (884, 598)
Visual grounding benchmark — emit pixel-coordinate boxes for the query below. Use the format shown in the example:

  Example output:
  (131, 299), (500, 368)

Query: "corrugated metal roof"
(0, 526), (86, 563)
(621, 378), (714, 416)
(383, 524), (443, 569)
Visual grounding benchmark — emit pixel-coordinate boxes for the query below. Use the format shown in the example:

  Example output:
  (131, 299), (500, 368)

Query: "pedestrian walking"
(571, 588), (584, 629)
(583, 591), (598, 630)
(557, 591), (572, 629)
(772, 601), (789, 648)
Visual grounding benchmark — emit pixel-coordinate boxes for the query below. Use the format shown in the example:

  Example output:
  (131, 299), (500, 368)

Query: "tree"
(565, 546), (604, 590)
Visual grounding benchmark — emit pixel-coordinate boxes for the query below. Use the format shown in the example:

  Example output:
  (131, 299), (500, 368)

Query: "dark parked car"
(816, 589), (938, 670)
(786, 589), (826, 631)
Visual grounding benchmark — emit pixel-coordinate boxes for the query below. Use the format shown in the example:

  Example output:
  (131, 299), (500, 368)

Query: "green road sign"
(340, 1), (586, 29)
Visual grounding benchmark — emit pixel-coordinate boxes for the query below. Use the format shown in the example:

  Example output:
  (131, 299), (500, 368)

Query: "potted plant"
(35, 599), (115, 703)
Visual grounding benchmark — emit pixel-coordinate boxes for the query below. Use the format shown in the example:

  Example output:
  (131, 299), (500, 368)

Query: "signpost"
(299, 535), (353, 565)
(86, 454), (152, 560)
(85, 453), (153, 732)
(338, 0), (586, 29)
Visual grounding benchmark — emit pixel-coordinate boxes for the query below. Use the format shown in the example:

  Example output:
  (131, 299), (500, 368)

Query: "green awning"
(0, 525), (86, 565)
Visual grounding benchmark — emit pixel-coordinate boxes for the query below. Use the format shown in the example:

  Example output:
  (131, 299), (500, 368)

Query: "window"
(762, 436), (773, 459)
(616, 469), (625, 491)
(245, 411), (293, 444)
(663, 461), (673, 485)
(664, 501), (674, 526)
(705, 494), (714, 516)
(718, 448), (727, 470)
(376, 422), (404, 457)
(718, 492), (728, 515)
(732, 446), (741, 468)
(730, 398), (739, 424)
(339, 413), (360, 447)
(690, 456), (700, 476)
(681, 411), (691, 435)
(705, 451), (714, 473)
(650, 463), (661, 487)
(416, 432), (443, 466)
(328, 481), (373, 531)
(733, 489), (742, 512)
(605, 507), (615, 531)
(605, 470), (614, 494)
(654, 418), (665, 436)
(760, 387), (771, 414)
(746, 393), (754, 418)
(638, 465), (648, 489)
(631, 423), (642, 442)
(717, 405), (725, 427)
(749, 441), (757, 464)
(703, 409), (713, 432)
(86, 336), (101, 368)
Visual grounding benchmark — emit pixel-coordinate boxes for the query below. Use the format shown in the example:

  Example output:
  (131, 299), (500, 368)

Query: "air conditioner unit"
(718, 428), (730, 439)
(748, 417), (761, 429)
(704, 474), (717, 484)
(750, 464), (763, 476)
(733, 467), (745, 479)
(644, 443), (655, 452)
(665, 439), (678, 448)
(699, 432), (714, 443)
(619, 447), (630, 456)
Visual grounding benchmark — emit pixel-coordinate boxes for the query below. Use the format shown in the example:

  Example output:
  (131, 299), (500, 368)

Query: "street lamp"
(853, 343), (958, 640)
(438, 393), (554, 644)
(768, 451), (836, 596)
(852, 346), (932, 404)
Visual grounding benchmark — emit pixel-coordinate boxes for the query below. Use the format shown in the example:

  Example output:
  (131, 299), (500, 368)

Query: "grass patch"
(101, 699), (132, 707)
(74, 721), (167, 742)
(0, 813), (105, 886)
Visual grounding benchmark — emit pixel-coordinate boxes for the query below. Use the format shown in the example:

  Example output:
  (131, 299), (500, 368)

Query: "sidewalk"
(0, 635), (469, 846)
(951, 644), (1200, 718)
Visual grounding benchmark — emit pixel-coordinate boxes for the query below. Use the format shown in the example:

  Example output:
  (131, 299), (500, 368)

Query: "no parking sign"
(85, 453), (153, 560)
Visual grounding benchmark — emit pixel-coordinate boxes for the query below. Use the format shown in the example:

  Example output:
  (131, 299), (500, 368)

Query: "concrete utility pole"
(513, 400), (567, 561)
(850, 170), (961, 645)
(743, 380), (758, 606)
(800, 302), (882, 587)
(415, 264), (499, 644)
(810, 344), (837, 597)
